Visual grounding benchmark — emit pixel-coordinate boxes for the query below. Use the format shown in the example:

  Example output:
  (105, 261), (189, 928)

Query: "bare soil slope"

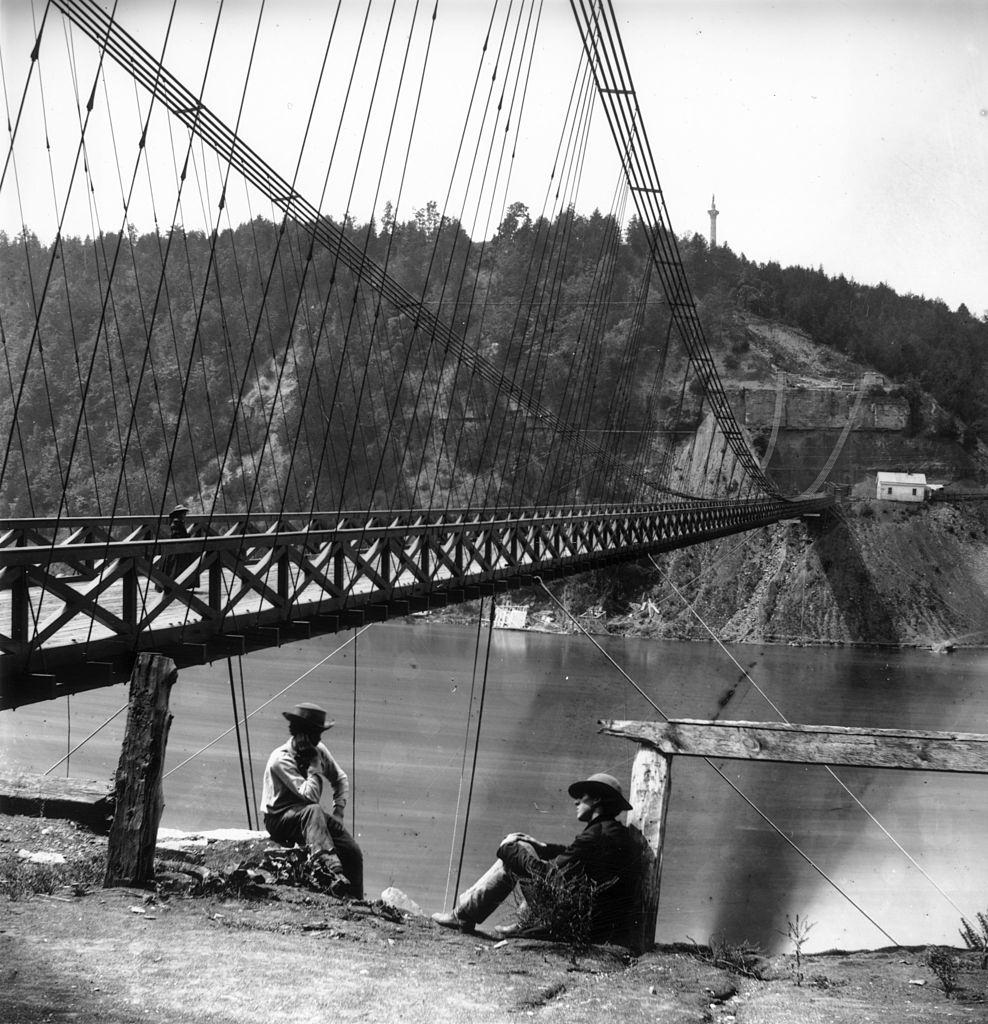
(2, 815), (986, 1024)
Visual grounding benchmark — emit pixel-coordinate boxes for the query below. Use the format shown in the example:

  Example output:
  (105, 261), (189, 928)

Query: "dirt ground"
(2, 815), (986, 1024)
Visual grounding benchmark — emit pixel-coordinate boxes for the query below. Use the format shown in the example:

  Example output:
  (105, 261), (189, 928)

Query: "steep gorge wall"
(591, 499), (988, 649)
(739, 387), (908, 432)
(728, 384), (984, 494)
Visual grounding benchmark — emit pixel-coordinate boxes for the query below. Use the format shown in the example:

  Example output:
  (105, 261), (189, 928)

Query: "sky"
(1, 0), (986, 315)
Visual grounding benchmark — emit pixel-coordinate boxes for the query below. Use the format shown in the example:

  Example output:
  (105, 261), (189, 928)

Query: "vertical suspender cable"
(443, 593), (488, 909)
(453, 595), (497, 901)
(237, 655), (259, 827)
(351, 627), (358, 835)
(227, 656), (254, 831)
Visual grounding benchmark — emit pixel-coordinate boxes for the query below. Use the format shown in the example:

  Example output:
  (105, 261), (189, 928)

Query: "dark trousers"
(264, 804), (364, 899)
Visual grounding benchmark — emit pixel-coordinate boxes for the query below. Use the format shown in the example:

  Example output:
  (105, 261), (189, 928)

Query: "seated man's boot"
(431, 908), (475, 934)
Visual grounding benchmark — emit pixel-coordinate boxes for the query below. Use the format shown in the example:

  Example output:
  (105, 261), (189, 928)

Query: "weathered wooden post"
(104, 652), (177, 888)
(625, 742), (672, 953)
(602, 717), (988, 954)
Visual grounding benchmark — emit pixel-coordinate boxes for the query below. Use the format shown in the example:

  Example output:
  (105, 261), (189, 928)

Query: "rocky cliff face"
(739, 386), (908, 432)
(609, 498), (988, 648)
(442, 316), (988, 648)
(551, 317), (988, 648)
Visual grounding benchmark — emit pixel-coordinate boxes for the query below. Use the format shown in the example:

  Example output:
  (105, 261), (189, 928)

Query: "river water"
(2, 622), (985, 953)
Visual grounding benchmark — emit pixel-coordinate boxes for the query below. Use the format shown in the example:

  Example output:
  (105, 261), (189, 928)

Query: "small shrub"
(780, 913), (815, 986)
(514, 866), (609, 957)
(926, 946), (959, 997)
(687, 934), (763, 979)
(959, 910), (988, 969)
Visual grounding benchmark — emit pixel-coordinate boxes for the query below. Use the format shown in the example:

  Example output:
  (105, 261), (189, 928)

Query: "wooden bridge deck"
(0, 496), (833, 708)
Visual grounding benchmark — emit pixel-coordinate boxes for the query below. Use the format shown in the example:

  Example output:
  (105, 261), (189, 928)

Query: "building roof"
(876, 472), (927, 486)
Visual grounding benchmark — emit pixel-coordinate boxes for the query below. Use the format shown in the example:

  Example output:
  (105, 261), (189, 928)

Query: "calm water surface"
(2, 623), (985, 952)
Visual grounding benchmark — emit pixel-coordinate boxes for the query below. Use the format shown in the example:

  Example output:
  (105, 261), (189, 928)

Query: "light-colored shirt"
(260, 739), (349, 817)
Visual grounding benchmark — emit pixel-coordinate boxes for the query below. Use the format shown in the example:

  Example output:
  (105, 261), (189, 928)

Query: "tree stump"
(104, 653), (177, 888)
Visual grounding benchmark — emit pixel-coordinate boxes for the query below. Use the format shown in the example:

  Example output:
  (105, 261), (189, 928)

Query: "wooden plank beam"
(0, 770), (113, 832)
(600, 718), (988, 773)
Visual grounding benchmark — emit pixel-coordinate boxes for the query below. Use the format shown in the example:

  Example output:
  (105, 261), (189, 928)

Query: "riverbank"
(4, 626), (986, 954)
(424, 603), (987, 652)
(2, 815), (986, 1024)
(423, 495), (988, 652)
(427, 493), (986, 651)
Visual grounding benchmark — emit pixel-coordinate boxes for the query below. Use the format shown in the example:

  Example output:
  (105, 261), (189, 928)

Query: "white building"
(876, 472), (927, 502)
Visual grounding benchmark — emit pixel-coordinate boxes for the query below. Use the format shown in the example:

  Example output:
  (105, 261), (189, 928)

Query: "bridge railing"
(0, 496), (833, 707)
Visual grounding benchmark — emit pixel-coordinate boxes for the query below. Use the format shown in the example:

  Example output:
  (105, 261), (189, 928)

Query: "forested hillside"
(2, 205), (985, 518)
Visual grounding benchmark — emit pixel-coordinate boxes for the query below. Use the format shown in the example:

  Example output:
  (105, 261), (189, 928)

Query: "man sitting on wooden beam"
(431, 772), (638, 943)
(261, 702), (364, 899)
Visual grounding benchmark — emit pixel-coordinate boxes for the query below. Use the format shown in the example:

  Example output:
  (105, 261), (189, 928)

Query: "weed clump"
(686, 933), (763, 979)
(926, 946), (959, 997)
(514, 866), (611, 955)
(959, 910), (988, 969)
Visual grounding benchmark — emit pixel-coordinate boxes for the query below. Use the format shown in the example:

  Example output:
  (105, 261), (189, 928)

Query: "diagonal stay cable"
(652, 556), (969, 919)
(164, 625), (373, 780)
(533, 575), (898, 946)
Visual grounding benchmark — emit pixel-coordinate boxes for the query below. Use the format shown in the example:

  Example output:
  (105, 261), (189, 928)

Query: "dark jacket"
(499, 816), (640, 943)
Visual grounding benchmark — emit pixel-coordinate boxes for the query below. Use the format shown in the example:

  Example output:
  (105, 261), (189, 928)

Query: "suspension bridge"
(0, 0), (834, 710)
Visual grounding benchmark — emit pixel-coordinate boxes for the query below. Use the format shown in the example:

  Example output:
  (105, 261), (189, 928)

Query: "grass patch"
(0, 848), (105, 900)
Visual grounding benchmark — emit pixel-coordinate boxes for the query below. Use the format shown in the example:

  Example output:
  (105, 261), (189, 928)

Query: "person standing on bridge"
(261, 702), (364, 899)
(431, 772), (638, 943)
(157, 504), (200, 591)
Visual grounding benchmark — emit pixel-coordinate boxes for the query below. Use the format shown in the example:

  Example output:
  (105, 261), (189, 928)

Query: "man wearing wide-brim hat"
(260, 702), (364, 898)
(431, 771), (638, 943)
(157, 503), (199, 591)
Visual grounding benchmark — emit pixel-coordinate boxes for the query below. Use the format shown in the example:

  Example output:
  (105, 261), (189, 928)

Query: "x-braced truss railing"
(0, 496), (833, 708)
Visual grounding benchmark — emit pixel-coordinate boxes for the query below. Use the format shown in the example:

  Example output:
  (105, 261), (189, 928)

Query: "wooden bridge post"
(626, 742), (673, 954)
(11, 566), (29, 645)
(121, 561), (137, 627)
(602, 716), (988, 955)
(276, 549), (290, 604)
(208, 555), (222, 609)
(104, 652), (177, 888)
